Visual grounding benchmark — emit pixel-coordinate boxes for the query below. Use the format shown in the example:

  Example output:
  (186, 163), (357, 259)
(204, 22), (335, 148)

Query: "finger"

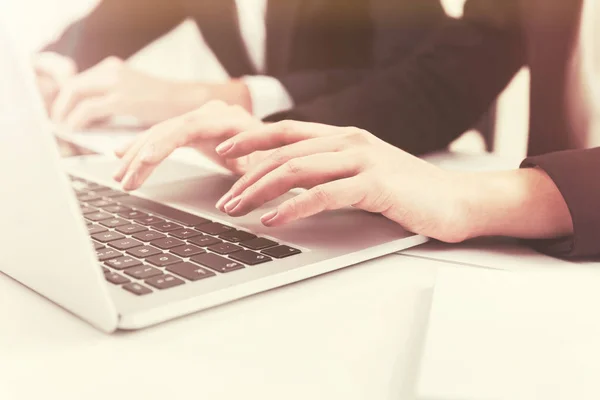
(51, 77), (109, 124)
(114, 132), (152, 182)
(216, 135), (349, 210)
(260, 177), (368, 227)
(215, 120), (347, 158)
(63, 96), (115, 131)
(223, 152), (361, 217)
(119, 118), (189, 190)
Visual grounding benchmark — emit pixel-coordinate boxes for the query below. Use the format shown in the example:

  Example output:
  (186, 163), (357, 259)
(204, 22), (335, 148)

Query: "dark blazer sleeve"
(43, 0), (185, 71)
(274, 0), (447, 106)
(521, 148), (600, 258)
(266, 0), (527, 155)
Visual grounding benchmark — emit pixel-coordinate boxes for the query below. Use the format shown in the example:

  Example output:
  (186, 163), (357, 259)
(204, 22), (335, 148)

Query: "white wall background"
(2, 0), (530, 158)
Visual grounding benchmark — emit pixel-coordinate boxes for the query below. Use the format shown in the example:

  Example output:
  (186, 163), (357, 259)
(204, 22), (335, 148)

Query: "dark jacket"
(45, 0), (446, 107)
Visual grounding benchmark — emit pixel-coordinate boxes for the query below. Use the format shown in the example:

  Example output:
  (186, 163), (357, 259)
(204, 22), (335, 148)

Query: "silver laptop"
(0, 24), (428, 332)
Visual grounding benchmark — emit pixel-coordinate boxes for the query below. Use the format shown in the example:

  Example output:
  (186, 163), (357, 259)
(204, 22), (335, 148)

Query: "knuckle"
(283, 196), (302, 216)
(311, 185), (332, 206)
(277, 120), (297, 135)
(269, 148), (291, 166)
(284, 159), (302, 175)
(343, 127), (372, 143)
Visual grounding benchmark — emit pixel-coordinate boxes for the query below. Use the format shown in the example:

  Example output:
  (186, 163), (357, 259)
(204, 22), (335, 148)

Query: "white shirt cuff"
(242, 75), (294, 119)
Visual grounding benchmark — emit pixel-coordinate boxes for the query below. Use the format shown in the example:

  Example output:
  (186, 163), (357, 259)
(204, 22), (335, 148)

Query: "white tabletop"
(0, 253), (439, 400)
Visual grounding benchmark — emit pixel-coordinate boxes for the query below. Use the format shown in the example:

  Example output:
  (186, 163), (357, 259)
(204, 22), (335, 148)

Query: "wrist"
(458, 168), (573, 240)
(209, 80), (253, 113)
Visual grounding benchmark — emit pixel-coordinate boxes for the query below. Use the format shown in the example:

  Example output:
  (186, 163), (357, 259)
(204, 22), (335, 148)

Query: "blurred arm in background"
(34, 0), (447, 132)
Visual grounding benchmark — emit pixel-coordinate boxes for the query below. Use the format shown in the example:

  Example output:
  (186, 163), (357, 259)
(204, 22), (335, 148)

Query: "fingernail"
(261, 210), (279, 226)
(122, 170), (137, 191)
(224, 196), (242, 213)
(216, 192), (233, 211)
(215, 140), (234, 155)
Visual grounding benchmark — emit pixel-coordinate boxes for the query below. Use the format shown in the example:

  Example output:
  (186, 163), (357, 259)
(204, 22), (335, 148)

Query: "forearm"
(462, 168), (573, 240)
(44, 0), (184, 71)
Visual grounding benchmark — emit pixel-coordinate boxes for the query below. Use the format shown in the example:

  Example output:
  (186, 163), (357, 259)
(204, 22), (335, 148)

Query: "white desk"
(0, 253), (439, 400)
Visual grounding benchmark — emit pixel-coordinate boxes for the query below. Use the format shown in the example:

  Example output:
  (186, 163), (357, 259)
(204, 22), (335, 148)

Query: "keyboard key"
(145, 274), (185, 290)
(108, 238), (144, 251)
(132, 231), (166, 242)
(85, 182), (109, 191)
(92, 231), (126, 243)
(80, 207), (97, 215)
(240, 237), (278, 250)
(146, 253), (183, 267)
(190, 253), (244, 273)
(88, 199), (116, 208)
(196, 222), (233, 236)
(92, 241), (105, 250)
(152, 221), (183, 232)
(122, 283), (152, 296)
(150, 237), (185, 250)
(87, 225), (108, 235)
(135, 216), (165, 226)
(119, 210), (148, 220)
(229, 250), (272, 266)
(118, 195), (212, 226)
(85, 211), (113, 222)
(105, 272), (130, 285)
(219, 230), (257, 243)
(103, 205), (131, 214)
(188, 235), (222, 247)
(208, 242), (243, 255)
(115, 224), (147, 235)
(105, 256), (142, 270)
(96, 248), (122, 261)
(170, 244), (205, 257)
(169, 228), (202, 240)
(101, 266), (110, 273)
(78, 193), (104, 202)
(124, 265), (163, 279)
(98, 189), (129, 198)
(262, 245), (302, 259)
(127, 246), (162, 258)
(167, 262), (216, 281)
(99, 218), (129, 228)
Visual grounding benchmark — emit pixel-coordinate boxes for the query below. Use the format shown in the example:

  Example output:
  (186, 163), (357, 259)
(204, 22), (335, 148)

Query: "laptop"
(0, 24), (428, 332)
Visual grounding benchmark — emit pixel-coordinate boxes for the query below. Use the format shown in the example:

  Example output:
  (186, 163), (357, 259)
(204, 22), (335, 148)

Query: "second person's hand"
(50, 56), (253, 130)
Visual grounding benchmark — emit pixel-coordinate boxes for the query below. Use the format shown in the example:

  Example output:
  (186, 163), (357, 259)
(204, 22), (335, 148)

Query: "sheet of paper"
(417, 267), (600, 400)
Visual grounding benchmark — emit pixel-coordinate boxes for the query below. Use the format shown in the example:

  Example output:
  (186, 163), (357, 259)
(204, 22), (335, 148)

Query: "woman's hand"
(213, 120), (475, 243)
(114, 100), (266, 189)
(49, 56), (252, 130)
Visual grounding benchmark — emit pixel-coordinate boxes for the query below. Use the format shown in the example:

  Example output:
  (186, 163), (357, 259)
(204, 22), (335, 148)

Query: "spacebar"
(118, 196), (212, 227)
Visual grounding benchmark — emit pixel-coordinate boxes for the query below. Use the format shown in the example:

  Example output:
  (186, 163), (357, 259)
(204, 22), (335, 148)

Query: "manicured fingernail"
(215, 140), (234, 155)
(216, 192), (233, 211)
(122, 170), (137, 191)
(261, 210), (278, 226)
(224, 196), (242, 213)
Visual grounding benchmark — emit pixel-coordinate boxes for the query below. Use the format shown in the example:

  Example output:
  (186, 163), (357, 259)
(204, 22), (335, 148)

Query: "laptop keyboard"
(69, 176), (301, 296)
